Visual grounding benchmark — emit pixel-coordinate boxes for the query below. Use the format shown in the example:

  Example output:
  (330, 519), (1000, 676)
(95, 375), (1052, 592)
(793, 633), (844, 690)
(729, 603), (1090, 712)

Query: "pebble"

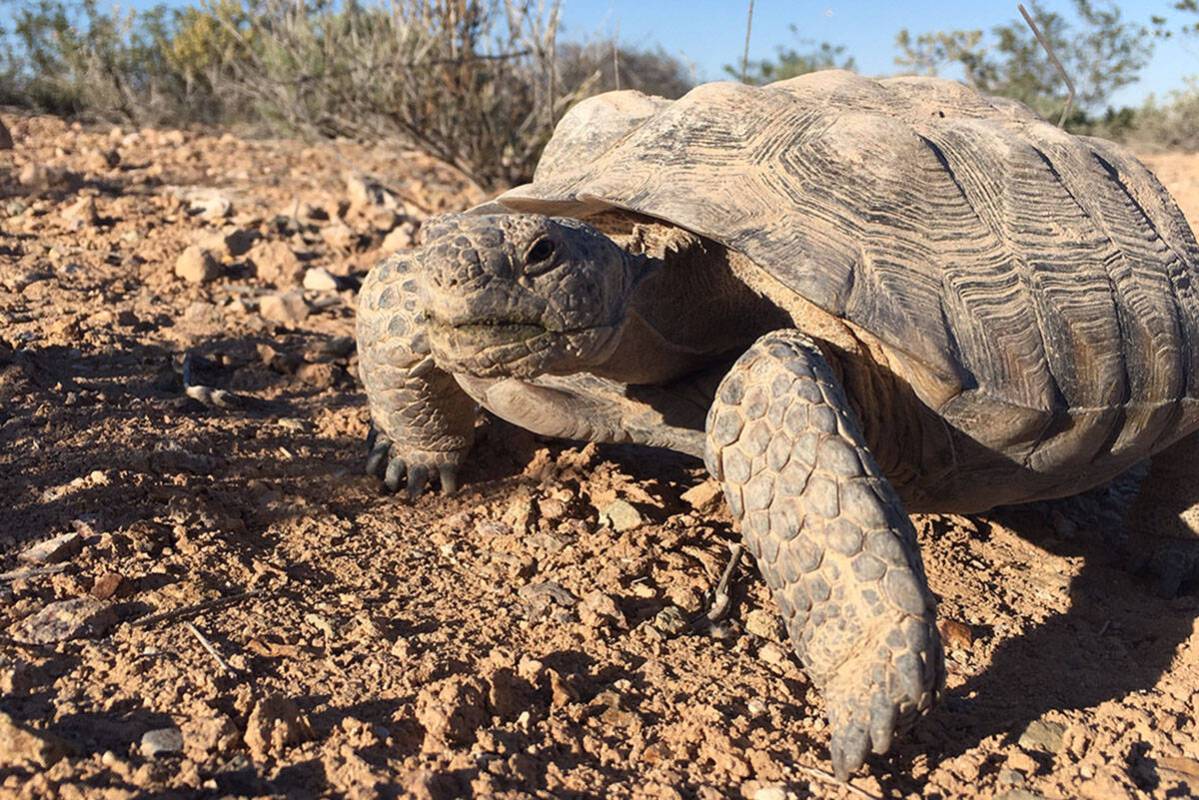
(140, 727), (184, 758)
(599, 499), (643, 532)
(346, 172), (398, 210)
(1018, 719), (1066, 753)
(244, 695), (313, 760)
(750, 786), (787, 800)
(320, 222), (356, 251)
(681, 480), (724, 511)
(19, 531), (82, 564)
(250, 240), (303, 285)
(91, 572), (126, 600)
(187, 188), (232, 221)
(259, 291), (310, 325)
(758, 642), (790, 667)
(296, 362), (337, 389)
(651, 605), (689, 637)
(175, 245), (221, 284)
(0, 711), (67, 769)
(381, 225), (416, 251)
(60, 195), (99, 229)
(938, 618), (974, 650)
(302, 267), (340, 292)
(744, 609), (782, 640)
(11, 597), (116, 644)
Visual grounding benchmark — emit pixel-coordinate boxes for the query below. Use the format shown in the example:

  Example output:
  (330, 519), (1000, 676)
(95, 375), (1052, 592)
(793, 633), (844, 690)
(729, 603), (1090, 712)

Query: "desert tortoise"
(355, 70), (1199, 777)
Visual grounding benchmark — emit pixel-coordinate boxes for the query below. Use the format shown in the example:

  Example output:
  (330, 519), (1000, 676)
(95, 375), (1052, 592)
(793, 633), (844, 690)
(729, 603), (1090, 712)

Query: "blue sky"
(558, 0), (1198, 107)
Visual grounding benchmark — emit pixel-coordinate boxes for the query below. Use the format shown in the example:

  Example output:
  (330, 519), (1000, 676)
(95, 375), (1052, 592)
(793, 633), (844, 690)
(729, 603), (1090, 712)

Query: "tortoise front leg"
(357, 251), (478, 498)
(705, 330), (943, 779)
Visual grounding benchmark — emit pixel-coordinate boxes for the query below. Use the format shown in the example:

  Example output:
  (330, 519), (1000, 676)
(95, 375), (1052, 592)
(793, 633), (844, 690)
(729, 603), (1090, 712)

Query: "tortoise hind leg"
(705, 329), (943, 779)
(1126, 430), (1199, 596)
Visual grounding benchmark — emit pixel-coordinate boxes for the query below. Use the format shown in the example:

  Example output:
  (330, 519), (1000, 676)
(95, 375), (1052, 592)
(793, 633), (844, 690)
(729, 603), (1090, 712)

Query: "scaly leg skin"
(704, 330), (943, 780)
(1126, 431), (1199, 596)
(357, 251), (478, 498)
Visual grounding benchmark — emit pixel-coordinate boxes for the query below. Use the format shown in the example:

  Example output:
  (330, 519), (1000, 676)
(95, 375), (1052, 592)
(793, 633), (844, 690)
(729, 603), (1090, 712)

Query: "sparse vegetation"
(895, 0), (1151, 129)
(0, 0), (1195, 181)
(725, 27), (855, 85)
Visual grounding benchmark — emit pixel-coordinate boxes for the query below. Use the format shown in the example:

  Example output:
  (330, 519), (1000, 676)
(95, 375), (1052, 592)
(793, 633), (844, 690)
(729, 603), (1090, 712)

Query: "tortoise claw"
(363, 429), (464, 499)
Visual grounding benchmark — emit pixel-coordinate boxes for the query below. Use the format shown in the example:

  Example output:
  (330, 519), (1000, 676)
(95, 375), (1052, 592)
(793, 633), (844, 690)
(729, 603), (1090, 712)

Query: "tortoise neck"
(588, 239), (788, 385)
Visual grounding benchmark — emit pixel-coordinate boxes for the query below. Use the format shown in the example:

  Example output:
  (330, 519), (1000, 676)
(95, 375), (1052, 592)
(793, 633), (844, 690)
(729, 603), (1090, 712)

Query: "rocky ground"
(1, 112), (1199, 800)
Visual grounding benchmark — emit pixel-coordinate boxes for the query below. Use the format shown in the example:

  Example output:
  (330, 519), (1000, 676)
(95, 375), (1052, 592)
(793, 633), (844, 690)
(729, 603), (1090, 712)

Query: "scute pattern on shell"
(501, 70), (1199, 472)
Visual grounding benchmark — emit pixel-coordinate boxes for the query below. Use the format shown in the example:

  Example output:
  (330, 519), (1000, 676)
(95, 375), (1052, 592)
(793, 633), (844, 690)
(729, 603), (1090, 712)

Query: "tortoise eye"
(526, 238), (555, 264)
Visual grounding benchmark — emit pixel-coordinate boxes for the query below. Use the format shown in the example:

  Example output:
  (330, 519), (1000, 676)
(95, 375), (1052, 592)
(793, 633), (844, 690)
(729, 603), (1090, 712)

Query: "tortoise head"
(417, 214), (637, 378)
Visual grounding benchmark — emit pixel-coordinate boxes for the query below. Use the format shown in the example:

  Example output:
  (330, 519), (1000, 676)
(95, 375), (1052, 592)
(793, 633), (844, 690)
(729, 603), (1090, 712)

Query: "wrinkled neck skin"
(589, 236), (786, 386)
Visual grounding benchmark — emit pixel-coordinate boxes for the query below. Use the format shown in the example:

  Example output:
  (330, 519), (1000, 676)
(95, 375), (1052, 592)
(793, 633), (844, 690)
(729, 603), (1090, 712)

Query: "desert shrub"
(557, 41), (692, 99)
(203, 0), (592, 190)
(895, 0), (1151, 130)
(1126, 80), (1199, 151)
(0, 0), (220, 124)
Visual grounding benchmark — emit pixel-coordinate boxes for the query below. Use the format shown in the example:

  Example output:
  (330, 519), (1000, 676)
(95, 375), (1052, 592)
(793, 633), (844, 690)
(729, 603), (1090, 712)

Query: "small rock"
(11, 597), (116, 644)
(487, 668), (535, 720)
(1018, 719), (1067, 754)
(307, 335), (355, 362)
(651, 605), (689, 637)
(501, 492), (537, 534)
(19, 531), (82, 564)
(18, 162), (45, 187)
(91, 572), (126, 600)
(296, 362), (337, 389)
(140, 727), (184, 758)
(320, 222), (357, 251)
(187, 188), (232, 221)
(580, 590), (625, 627)
(85, 148), (119, 172)
(249, 240), (303, 286)
(346, 172), (398, 210)
(60, 195), (99, 229)
(0, 711), (67, 769)
(243, 695), (313, 760)
(258, 342), (302, 374)
(196, 227), (259, 257)
(938, 618), (974, 650)
(259, 291), (310, 325)
(175, 245), (221, 284)
(744, 609), (782, 641)
(758, 642), (789, 667)
(681, 480), (724, 511)
(995, 790), (1045, 800)
(750, 786), (787, 800)
(302, 267), (340, 292)
(997, 768), (1026, 786)
(381, 225), (416, 251)
(415, 676), (489, 750)
(0, 658), (39, 695)
(599, 499), (643, 532)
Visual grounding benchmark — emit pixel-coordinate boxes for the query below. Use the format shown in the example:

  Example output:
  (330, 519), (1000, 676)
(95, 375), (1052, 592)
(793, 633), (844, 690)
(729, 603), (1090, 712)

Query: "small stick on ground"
(185, 621), (236, 676)
(0, 563), (69, 582)
(796, 765), (883, 800)
(692, 543), (744, 629)
(131, 590), (261, 627)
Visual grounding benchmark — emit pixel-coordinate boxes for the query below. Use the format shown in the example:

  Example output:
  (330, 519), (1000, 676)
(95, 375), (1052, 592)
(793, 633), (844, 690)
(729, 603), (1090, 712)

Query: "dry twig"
(185, 621), (236, 676)
(131, 590), (262, 628)
(796, 764), (883, 800)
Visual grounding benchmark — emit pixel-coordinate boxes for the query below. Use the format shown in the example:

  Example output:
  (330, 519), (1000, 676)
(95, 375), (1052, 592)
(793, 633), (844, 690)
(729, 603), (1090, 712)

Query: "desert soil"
(1, 113), (1199, 800)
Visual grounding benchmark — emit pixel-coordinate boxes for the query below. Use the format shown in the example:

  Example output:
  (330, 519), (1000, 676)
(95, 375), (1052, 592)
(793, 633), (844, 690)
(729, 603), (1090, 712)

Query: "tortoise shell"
(497, 70), (1199, 485)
